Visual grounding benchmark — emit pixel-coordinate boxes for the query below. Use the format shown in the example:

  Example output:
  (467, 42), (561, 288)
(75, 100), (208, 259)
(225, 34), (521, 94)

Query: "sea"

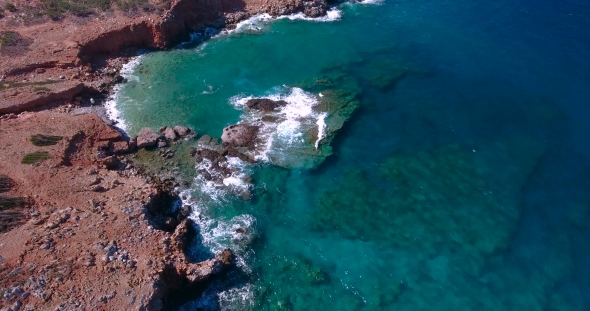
(107, 0), (590, 309)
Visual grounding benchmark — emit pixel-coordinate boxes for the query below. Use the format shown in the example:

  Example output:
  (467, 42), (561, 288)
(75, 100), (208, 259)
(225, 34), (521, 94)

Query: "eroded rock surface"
(173, 125), (191, 137)
(221, 123), (259, 149)
(0, 112), (235, 310)
(246, 98), (288, 112)
(137, 127), (160, 148)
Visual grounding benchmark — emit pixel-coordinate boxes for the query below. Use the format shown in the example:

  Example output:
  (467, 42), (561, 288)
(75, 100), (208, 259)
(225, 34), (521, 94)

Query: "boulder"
(221, 124), (259, 148)
(173, 126), (191, 137)
(136, 128), (159, 148)
(171, 219), (190, 252)
(245, 98), (287, 112)
(128, 136), (138, 152)
(163, 127), (178, 141)
(109, 141), (129, 154)
(197, 135), (213, 145)
(157, 138), (168, 148)
(183, 249), (234, 283)
(98, 156), (119, 170)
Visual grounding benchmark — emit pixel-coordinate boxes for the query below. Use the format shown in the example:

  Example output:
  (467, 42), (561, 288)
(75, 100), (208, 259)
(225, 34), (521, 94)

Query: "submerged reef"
(304, 136), (566, 310)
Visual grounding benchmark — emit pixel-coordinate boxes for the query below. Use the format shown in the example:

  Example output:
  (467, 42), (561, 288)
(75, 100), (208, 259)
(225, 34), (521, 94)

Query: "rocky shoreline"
(0, 0), (342, 310)
(0, 0), (339, 116)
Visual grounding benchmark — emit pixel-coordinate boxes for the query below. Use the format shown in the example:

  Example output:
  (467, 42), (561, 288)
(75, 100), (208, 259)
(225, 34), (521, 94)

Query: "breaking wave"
(230, 86), (327, 167)
(104, 56), (143, 132)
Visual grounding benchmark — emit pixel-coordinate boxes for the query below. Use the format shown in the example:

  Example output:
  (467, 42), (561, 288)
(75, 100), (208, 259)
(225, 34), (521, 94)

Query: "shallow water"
(112, 0), (590, 309)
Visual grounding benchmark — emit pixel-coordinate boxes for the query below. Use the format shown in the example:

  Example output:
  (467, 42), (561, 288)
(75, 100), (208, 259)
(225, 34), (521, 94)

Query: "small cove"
(112, 1), (590, 309)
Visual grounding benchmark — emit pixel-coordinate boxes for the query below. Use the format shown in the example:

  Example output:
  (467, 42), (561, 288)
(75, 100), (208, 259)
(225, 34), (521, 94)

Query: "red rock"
(173, 126), (191, 137)
(109, 141), (129, 154)
(137, 128), (159, 148)
(163, 127), (178, 141)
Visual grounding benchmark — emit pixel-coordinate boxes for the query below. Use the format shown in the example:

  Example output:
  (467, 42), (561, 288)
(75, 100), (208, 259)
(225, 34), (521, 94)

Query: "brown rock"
(197, 135), (213, 145)
(90, 185), (106, 192)
(182, 249), (234, 283)
(129, 136), (138, 152)
(96, 126), (123, 142)
(136, 128), (159, 148)
(173, 126), (191, 137)
(163, 127), (178, 141)
(221, 124), (259, 148)
(246, 98), (287, 112)
(99, 156), (119, 170)
(109, 141), (129, 154)
(157, 138), (168, 148)
(170, 219), (190, 252)
(96, 141), (109, 151)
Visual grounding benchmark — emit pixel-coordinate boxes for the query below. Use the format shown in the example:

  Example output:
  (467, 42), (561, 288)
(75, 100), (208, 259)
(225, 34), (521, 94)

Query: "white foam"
(279, 87), (316, 118)
(315, 112), (328, 149)
(229, 87), (327, 166)
(187, 207), (257, 272)
(279, 8), (342, 22)
(177, 32), (203, 48)
(220, 13), (274, 36)
(222, 175), (250, 193)
(219, 7), (342, 37)
(190, 142), (255, 207)
(201, 80), (220, 95)
(217, 285), (255, 311)
(358, 0), (385, 5)
(277, 119), (304, 145)
(184, 283), (255, 311)
(104, 56), (143, 132)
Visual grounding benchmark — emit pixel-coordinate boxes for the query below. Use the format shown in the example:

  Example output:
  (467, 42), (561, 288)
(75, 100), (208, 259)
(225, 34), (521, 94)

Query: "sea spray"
(104, 56), (143, 132)
(278, 8), (343, 22)
(315, 112), (328, 149)
(230, 87), (329, 167)
(220, 7), (343, 37)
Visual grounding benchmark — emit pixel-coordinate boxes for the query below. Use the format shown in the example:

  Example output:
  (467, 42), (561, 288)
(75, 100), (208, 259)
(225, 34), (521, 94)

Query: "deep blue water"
(112, 0), (590, 309)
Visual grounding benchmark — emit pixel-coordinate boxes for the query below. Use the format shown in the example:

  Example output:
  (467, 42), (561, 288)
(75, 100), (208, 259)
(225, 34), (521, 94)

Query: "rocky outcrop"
(221, 123), (259, 149)
(171, 219), (191, 252)
(0, 0), (339, 119)
(137, 127), (160, 148)
(263, 0), (331, 17)
(0, 82), (87, 115)
(180, 249), (234, 283)
(77, 0), (333, 60)
(173, 125), (191, 137)
(246, 98), (288, 112)
(162, 127), (178, 141)
(109, 140), (130, 154)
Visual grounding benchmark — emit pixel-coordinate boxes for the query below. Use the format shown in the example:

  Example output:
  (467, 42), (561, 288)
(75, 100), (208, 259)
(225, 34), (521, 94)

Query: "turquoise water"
(112, 0), (590, 309)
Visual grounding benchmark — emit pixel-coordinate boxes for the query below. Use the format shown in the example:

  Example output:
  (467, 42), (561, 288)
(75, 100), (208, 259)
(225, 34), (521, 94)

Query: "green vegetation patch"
(30, 134), (63, 146)
(0, 80), (60, 92)
(33, 86), (51, 92)
(0, 196), (25, 210)
(0, 31), (18, 47)
(0, 196), (27, 233)
(36, 0), (169, 20)
(21, 151), (51, 164)
(0, 176), (13, 193)
(4, 3), (16, 12)
(39, 0), (111, 20)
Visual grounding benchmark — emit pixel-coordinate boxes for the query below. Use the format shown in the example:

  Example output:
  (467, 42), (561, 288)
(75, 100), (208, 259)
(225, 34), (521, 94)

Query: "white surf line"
(278, 7), (343, 22)
(104, 55), (143, 132)
(315, 112), (328, 149)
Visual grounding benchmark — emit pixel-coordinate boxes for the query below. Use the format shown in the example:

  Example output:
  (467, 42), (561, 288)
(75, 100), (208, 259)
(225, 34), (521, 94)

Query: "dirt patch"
(0, 31), (32, 56)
